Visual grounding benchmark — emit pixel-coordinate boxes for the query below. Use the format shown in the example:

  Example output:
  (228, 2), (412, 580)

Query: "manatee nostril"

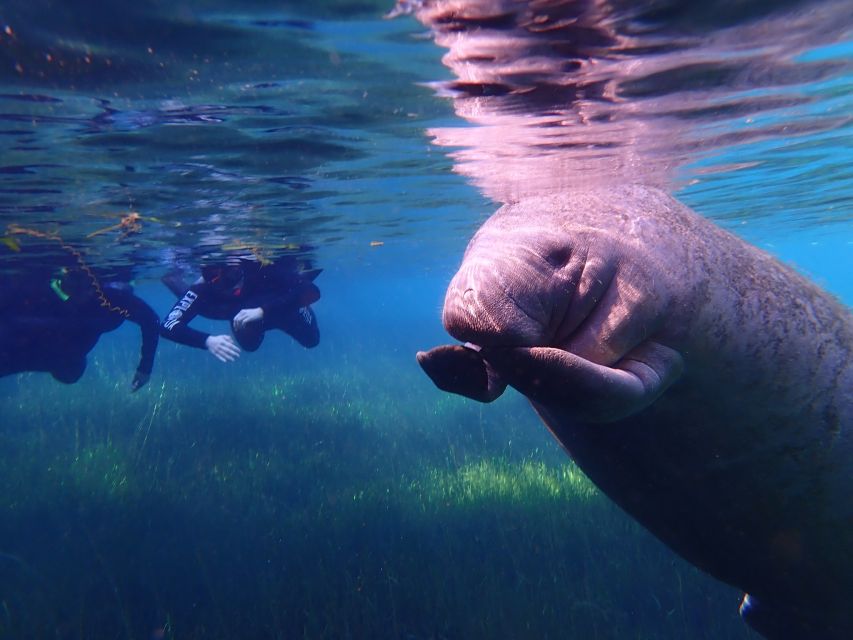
(544, 247), (571, 268)
(463, 287), (475, 301)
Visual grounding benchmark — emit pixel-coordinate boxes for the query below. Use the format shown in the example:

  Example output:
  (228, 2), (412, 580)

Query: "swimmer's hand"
(131, 370), (150, 392)
(205, 334), (240, 362)
(233, 307), (264, 330)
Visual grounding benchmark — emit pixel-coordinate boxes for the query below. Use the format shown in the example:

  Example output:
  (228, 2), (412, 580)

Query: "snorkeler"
(0, 265), (159, 390)
(159, 255), (321, 361)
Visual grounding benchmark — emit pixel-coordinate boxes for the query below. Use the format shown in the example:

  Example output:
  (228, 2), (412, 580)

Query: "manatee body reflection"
(396, 0), (850, 203)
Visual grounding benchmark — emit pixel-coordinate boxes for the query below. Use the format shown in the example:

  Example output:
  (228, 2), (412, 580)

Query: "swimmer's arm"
(159, 288), (210, 349)
(121, 293), (160, 379)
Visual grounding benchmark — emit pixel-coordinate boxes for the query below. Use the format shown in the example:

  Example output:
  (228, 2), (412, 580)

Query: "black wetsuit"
(160, 259), (320, 351)
(0, 278), (159, 385)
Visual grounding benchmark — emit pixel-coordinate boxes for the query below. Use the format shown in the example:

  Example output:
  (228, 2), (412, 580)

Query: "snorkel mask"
(202, 264), (244, 290)
(50, 267), (70, 301)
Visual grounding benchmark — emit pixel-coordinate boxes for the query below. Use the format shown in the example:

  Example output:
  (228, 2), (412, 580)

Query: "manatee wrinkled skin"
(418, 184), (853, 639)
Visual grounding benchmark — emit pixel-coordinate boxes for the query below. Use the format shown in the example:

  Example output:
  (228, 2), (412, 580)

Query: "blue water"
(0, 1), (851, 638)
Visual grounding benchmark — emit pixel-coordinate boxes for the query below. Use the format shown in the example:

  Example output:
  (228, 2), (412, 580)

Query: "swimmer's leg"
(740, 593), (842, 640)
(0, 322), (15, 378)
(232, 319), (265, 352)
(278, 306), (319, 348)
(50, 358), (86, 384)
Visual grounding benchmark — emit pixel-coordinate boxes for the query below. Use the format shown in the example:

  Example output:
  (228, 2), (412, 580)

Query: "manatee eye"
(544, 246), (571, 268)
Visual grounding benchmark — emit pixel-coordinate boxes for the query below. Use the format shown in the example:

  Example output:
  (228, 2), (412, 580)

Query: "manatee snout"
(442, 249), (562, 348)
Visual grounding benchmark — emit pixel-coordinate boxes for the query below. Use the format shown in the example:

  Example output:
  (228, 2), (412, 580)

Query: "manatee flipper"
(417, 344), (508, 402)
(480, 341), (684, 422)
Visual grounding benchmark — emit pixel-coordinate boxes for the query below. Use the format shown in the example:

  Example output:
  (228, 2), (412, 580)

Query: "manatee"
(417, 184), (853, 639)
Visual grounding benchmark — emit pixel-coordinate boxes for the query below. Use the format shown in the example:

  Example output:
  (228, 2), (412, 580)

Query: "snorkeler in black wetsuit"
(160, 256), (321, 362)
(0, 266), (159, 390)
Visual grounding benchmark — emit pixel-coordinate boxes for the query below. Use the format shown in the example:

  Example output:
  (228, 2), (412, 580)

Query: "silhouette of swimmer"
(0, 265), (159, 390)
(160, 255), (321, 362)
